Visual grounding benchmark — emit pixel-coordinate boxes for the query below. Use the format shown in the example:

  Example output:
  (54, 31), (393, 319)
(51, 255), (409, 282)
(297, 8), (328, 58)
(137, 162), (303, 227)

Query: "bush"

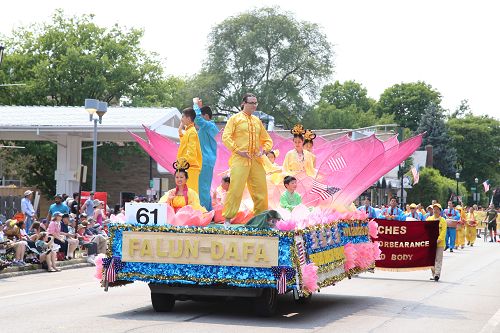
(407, 167), (468, 206)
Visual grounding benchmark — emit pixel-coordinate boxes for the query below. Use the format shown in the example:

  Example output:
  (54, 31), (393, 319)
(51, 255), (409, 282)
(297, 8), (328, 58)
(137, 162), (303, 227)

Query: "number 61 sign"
(125, 203), (168, 225)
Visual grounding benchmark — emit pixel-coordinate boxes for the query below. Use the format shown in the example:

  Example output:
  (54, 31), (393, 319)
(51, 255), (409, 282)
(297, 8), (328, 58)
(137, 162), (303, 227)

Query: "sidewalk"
(0, 258), (93, 279)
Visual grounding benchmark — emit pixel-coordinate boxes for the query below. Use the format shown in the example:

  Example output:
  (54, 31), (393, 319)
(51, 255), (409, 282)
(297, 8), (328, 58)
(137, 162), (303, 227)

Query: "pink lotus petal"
(275, 219), (296, 231)
(200, 210), (215, 227)
(368, 219), (379, 239)
(94, 253), (106, 280)
(301, 263), (319, 293)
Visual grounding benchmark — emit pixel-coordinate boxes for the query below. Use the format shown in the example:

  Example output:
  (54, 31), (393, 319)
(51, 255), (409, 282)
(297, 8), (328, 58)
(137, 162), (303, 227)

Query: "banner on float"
(374, 218), (439, 271)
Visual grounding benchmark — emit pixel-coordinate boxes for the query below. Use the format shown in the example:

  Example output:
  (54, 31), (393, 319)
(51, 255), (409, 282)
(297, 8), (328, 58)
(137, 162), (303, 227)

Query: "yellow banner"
(121, 231), (279, 268)
(309, 247), (345, 266)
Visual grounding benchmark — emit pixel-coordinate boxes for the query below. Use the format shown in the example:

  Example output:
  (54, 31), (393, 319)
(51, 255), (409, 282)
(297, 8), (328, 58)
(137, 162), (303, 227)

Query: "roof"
(0, 105), (181, 142)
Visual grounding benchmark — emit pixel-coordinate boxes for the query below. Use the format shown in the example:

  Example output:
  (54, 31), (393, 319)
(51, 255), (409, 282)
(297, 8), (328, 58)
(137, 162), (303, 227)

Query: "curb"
(0, 259), (94, 279)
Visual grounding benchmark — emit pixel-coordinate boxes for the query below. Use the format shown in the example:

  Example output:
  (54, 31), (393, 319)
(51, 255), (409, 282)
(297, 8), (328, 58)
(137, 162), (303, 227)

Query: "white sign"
(125, 203), (168, 226)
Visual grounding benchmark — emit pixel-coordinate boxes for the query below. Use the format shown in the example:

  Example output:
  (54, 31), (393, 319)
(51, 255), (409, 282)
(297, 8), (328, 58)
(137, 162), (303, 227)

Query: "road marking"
(0, 282), (95, 300)
(479, 306), (500, 333)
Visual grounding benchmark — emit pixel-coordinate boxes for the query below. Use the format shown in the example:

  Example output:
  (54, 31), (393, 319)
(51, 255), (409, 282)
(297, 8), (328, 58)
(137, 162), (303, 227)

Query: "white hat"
(24, 190), (33, 196)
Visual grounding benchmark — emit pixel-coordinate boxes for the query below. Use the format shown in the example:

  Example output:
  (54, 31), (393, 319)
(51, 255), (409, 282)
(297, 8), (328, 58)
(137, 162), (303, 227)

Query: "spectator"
(80, 192), (96, 217)
(84, 217), (108, 255)
(93, 200), (105, 226)
(47, 212), (69, 260)
(21, 190), (36, 233)
(60, 214), (79, 259)
(35, 232), (60, 272)
(69, 192), (80, 215)
(76, 222), (99, 264)
(47, 194), (70, 221)
(3, 219), (28, 266)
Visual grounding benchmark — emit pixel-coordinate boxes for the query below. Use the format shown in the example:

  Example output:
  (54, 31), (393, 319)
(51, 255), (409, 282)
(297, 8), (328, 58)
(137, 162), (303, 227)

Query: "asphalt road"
(2, 239), (499, 333)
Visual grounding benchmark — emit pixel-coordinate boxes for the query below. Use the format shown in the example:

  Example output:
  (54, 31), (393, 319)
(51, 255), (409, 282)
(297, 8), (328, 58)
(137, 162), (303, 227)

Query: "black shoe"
(444, 247), (449, 251)
(450, 249), (453, 252)
(477, 235), (481, 238)
(434, 276), (440, 282)
(489, 240), (494, 243)
(467, 242), (470, 246)
(471, 244), (474, 247)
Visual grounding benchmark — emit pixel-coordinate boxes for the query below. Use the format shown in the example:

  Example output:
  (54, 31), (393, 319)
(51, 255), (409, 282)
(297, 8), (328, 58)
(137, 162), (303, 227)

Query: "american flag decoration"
(296, 239), (306, 265)
(106, 258), (116, 283)
(327, 153), (347, 172)
(271, 266), (295, 294)
(311, 180), (341, 200)
(103, 256), (125, 285)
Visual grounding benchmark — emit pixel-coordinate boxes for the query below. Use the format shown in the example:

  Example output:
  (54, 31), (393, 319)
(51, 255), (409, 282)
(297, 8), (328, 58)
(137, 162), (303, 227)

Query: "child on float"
(303, 129), (317, 167)
(282, 124), (316, 177)
(212, 175), (251, 226)
(159, 159), (206, 213)
(426, 203), (447, 282)
(262, 150), (282, 185)
(280, 176), (302, 211)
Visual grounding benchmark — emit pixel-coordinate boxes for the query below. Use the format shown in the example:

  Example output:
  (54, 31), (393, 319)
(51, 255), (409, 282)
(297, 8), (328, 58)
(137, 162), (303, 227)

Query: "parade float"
(97, 124), (423, 316)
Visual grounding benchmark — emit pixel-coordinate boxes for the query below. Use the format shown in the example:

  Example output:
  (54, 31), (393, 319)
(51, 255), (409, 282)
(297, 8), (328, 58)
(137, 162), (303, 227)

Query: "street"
(2, 240), (499, 333)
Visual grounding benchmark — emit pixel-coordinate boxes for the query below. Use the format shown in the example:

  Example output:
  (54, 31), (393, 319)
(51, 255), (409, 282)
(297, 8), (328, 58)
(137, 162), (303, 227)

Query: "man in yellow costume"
(177, 107), (202, 194)
(426, 203), (447, 282)
(222, 93), (273, 226)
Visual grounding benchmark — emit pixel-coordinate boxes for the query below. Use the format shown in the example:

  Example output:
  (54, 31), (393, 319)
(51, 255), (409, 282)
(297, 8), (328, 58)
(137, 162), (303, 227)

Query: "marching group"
(358, 197), (499, 281)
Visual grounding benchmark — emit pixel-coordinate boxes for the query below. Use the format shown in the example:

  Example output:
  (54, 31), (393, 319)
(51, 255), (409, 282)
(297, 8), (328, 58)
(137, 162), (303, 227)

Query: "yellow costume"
(177, 124), (202, 194)
(456, 208), (466, 248)
(262, 154), (282, 185)
(427, 214), (447, 278)
(466, 211), (477, 245)
(222, 111), (273, 219)
(282, 149), (316, 177)
(159, 187), (206, 213)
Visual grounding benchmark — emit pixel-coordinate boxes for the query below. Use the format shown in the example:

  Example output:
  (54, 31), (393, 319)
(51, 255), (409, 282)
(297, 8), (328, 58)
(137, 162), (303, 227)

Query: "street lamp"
(455, 172), (460, 201)
(475, 177), (479, 204)
(84, 99), (107, 192)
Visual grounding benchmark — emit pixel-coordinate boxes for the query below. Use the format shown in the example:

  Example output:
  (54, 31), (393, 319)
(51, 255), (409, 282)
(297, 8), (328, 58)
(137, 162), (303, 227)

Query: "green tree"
(304, 81), (393, 129)
(0, 10), (164, 106)
(376, 81), (442, 131)
(407, 167), (467, 206)
(127, 76), (191, 110)
(449, 99), (472, 119)
(0, 10), (168, 196)
(319, 80), (375, 112)
(199, 7), (334, 126)
(417, 103), (456, 177)
(448, 114), (500, 192)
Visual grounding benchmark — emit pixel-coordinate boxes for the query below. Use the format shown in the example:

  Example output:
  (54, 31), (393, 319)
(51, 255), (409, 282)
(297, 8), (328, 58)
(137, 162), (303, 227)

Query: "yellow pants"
(223, 156), (268, 219)
(466, 225), (476, 245)
(186, 168), (200, 195)
(456, 226), (465, 247)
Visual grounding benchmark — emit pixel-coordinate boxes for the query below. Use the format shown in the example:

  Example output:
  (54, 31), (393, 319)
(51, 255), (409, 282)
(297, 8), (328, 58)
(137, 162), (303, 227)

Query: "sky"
(1, 0), (499, 119)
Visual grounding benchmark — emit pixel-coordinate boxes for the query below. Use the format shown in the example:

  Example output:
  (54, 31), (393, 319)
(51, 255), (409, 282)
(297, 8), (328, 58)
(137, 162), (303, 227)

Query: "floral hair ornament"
(290, 124), (306, 137)
(304, 129), (317, 143)
(172, 158), (190, 172)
